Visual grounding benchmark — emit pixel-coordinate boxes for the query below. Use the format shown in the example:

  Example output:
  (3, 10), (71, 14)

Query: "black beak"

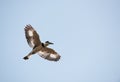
(48, 42), (54, 44)
(45, 41), (54, 45)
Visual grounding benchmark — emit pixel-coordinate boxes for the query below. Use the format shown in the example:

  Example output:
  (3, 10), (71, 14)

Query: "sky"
(0, 0), (120, 82)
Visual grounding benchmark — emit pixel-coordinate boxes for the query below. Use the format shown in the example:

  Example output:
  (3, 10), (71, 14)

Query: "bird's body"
(23, 25), (60, 61)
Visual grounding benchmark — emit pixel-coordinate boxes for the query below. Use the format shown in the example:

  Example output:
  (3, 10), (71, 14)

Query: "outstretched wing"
(37, 47), (61, 61)
(24, 25), (41, 48)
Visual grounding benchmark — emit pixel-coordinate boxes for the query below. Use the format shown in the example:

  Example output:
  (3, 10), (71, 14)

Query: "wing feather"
(37, 47), (60, 61)
(24, 25), (41, 48)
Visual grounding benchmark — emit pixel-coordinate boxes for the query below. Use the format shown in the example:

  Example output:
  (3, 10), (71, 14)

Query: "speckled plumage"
(23, 25), (61, 61)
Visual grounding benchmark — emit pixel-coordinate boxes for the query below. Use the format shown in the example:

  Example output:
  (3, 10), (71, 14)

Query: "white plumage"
(28, 30), (33, 36)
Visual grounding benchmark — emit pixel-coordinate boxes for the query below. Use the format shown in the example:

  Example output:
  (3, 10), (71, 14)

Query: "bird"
(23, 24), (61, 61)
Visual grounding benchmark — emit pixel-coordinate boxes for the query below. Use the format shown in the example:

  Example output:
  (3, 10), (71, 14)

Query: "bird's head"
(45, 41), (54, 45)
(42, 41), (54, 47)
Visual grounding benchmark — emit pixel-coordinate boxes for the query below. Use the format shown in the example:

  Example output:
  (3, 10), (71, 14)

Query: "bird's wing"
(24, 25), (41, 48)
(37, 47), (61, 61)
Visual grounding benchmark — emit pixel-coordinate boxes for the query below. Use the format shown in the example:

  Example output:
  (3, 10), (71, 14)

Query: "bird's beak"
(49, 42), (54, 45)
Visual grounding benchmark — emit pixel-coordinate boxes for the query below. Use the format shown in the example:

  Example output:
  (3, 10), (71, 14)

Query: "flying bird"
(23, 25), (61, 61)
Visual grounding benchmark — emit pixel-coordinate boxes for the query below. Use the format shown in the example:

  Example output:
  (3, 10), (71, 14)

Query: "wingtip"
(23, 56), (29, 60)
(55, 55), (61, 61)
(24, 24), (34, 30)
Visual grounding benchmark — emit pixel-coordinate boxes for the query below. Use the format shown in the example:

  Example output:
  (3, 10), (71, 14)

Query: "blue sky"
(0, 0), (120, 82)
